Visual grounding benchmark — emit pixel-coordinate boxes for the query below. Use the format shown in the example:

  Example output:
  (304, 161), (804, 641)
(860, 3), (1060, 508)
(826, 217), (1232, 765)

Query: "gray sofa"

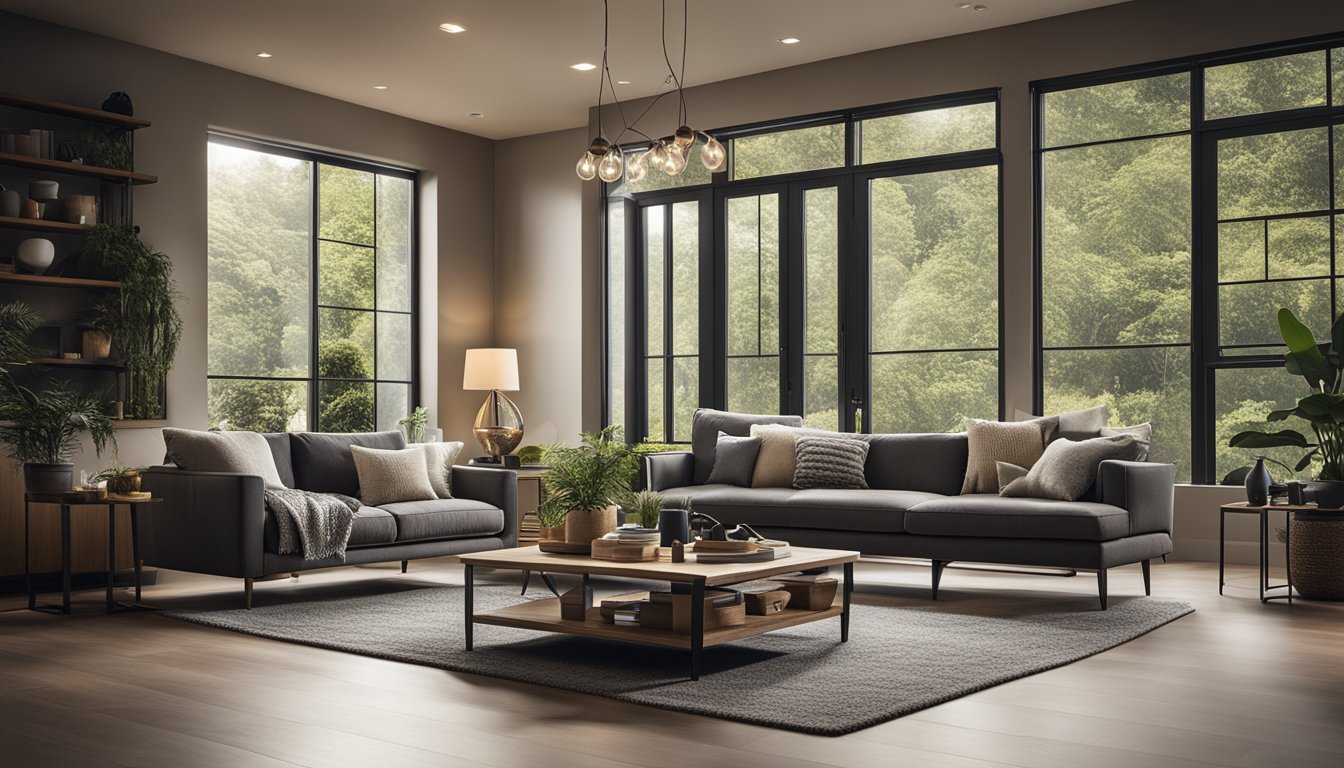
(645, 410), (1175, 609)
(140, 430), (517, 607)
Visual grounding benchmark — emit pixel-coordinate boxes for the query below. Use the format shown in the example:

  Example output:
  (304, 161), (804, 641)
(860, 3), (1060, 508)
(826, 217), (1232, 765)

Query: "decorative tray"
(106, 491), (152, 501)
(537, 541), (592, 555)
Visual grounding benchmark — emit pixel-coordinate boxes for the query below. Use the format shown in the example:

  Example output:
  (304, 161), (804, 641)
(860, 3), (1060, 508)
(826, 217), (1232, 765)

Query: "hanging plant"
(84, 224), (183, 419)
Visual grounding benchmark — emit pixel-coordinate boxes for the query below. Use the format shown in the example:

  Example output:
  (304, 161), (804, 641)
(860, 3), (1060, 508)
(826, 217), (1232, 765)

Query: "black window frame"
(206, 132), (421, 433)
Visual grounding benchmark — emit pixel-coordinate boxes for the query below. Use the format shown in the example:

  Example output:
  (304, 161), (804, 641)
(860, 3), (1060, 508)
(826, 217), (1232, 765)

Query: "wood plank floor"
(0, 558), (1340, 768)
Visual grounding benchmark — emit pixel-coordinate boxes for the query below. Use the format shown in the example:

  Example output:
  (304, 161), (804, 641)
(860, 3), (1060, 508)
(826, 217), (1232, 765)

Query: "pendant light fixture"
(575, 0), (725, 183)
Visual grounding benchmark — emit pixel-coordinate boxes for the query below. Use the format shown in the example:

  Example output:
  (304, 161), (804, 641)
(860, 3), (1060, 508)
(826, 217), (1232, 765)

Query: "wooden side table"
(1219, 501), (1302, 604)
(23, 494), (162, 614)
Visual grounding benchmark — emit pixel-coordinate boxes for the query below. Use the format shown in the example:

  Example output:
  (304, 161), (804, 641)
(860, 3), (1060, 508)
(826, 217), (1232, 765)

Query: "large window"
(1036, 39), (1344, 482)
(207, 138), (417, 432)
(606, 93), (1001, 441)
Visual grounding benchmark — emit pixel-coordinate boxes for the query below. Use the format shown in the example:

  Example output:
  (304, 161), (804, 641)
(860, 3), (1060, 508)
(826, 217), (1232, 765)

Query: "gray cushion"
(691, 409), (802, 485)
(262, 433), (295, 488)
(905, 495), (1131, 541)
(1102, 423), (1152, 461)
(163, 428), (286, 489)
(705, 432), (762, 486)
(290, 431), (406, 496)
(1001, 435), (1141, 501)
(657, 485), (945, 533)
(379, 498), (505, 542)
(264, 504), (396, 552)
(1057, 404), (1110, 442)
(793, 435), (870, 489)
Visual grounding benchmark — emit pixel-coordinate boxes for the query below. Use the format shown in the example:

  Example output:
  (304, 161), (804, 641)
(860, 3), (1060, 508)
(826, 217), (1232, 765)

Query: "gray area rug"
(166, 585), (1193, 736)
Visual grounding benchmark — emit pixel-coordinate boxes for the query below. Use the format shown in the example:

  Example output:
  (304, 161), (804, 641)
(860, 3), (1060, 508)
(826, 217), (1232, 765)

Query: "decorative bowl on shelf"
(17, 237), (55, 273)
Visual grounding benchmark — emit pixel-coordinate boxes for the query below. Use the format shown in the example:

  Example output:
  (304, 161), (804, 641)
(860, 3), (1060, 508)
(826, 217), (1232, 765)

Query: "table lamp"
(463, 348), (523, 463)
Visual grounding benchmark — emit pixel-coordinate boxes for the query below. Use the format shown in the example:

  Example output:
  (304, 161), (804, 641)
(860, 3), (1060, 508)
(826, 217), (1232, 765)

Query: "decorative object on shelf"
(91, 465), (142, 496)
(559, 584), (592, 621)
(101, 92), (134, 116)
(81, 327), (112, 359)
(29, 180), (58, 201)
(1244, 457), (1272, 507)
(397, 405), (430, 443)
(106, 400), (123, 420)
(83, 224), (182, 420)
(538, 425), (639, 544)
(56, 140), (83, 164)
(0, 185), (19, 218)
(16, 237), (55, 273)
(1229, 308), (1344, 509)
(516, 444), (544, 464)
(670, 539), (684, 562)
(20, 198), (43, 219)
(659, 507), (691, 547)
(1287, 480), (1309, 506)
(77, 125), (132, 171)
(60, 352), (81, 360)
(573, 0), (724, 183)
(463, 347), (523, 459)
(63, 194), (96, 225)
(1289, 510), (1344, 600)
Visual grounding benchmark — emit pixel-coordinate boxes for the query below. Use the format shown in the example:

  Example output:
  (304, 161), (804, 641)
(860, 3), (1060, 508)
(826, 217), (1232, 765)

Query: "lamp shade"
(463, 348), (519, 391)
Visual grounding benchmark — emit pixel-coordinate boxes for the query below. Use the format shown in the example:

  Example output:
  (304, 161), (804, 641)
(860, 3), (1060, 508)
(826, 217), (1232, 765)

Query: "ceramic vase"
(1245, 457), (1272, 506)
(17, 238), (55, 273)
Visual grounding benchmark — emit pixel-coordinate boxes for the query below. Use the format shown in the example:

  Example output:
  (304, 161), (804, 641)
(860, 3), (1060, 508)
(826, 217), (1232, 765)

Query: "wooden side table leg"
(106, 503), (116, 614)
(131, 504), (142, 602)
(60, 504), (71, 615)
(24, 500), (34, 610)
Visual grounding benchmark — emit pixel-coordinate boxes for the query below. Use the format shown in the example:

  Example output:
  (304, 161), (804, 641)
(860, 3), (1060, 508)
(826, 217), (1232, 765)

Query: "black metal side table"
(23, 494), (162, 614)
(1219, 501), (1299, 604)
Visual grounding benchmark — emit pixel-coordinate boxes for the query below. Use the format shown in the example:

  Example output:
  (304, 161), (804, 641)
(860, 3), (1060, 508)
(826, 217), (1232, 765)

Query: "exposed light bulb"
(648, 142), (670, 173)
(700, 135), (726, 171)
(673, 125), (695, 148)
(625, 151), (649, 183)
(576, 151), (598, 180)
(664, 144), (689, 176)
(597, 149), (624, 182)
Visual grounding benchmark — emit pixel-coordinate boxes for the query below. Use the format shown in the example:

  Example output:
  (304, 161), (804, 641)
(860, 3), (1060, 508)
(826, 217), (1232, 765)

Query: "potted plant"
(1229, 308), (1344, 507)
(625, 489), (664, 532)
(398, 405), (429, 443)
(539, 426), (639, 544)
(91, 464), (143, 496)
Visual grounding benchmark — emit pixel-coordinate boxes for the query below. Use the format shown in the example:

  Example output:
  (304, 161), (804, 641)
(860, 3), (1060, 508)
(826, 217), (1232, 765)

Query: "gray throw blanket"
(263, 489), (361, 561)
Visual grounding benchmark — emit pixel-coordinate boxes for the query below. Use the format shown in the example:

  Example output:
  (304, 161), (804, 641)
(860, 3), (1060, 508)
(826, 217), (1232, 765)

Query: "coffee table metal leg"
(842, 561), (853, 642)
(1259, 510), (1268, 603)
(1218, 508), (1226, 595)
(464, 563), (474, 651)
(690, 578), (705, 681)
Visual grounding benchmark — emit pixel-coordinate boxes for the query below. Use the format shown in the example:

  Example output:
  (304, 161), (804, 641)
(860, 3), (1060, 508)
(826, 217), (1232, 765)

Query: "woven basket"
(564, 505), (618, 544)
(1290, 512), (1344, 601)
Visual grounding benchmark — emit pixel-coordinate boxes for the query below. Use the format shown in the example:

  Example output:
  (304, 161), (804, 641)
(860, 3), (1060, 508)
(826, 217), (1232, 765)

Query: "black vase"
(658, 508), (689, 547)
(102, 91), (134, 116)
(1245, 457), (1272, 507)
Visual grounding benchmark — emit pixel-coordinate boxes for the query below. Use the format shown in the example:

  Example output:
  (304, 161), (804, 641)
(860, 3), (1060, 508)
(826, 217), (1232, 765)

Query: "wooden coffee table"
(458, 545), (859, 680)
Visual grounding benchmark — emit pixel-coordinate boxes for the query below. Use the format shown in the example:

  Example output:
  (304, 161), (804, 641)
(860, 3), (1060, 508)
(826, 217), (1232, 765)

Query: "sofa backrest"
(289, 431), (406, 496)
(692, 408), (803, 485)
(859, 432), (968, 495)
(261, 433), (295, 488)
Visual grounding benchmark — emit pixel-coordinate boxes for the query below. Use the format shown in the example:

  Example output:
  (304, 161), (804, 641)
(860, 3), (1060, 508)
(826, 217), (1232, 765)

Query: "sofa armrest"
(1097, 460), (1175, 536)
(643, 451), (694, 491)
(452, 466), (518, 547)
(139, 466), (266, 578)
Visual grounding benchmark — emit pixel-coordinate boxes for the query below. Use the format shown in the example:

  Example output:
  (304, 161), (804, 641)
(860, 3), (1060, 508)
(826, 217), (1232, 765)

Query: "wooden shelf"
(0, 215), (87, 234)
(0, 152), (156, 185)
(0, 273), (120, 289)
(0, 91), (151, 130)
(29, 357), (125, 371)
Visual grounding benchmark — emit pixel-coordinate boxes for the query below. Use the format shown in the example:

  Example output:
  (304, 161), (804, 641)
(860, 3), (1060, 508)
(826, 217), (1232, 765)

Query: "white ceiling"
(0, 0), (1129, 139)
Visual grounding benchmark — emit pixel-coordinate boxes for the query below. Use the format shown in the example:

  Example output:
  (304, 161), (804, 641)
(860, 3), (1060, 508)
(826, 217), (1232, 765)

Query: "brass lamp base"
(474, 389), (524, 457)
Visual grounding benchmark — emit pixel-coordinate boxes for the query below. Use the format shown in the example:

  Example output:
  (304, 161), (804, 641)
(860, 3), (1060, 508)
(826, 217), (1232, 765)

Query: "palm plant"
(538, 426), (639, 520)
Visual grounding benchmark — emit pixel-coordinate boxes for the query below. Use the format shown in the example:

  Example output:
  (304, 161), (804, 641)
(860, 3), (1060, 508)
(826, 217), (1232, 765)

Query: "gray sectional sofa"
(140, 430), (516, 607)
(646, 410), (1175, 609)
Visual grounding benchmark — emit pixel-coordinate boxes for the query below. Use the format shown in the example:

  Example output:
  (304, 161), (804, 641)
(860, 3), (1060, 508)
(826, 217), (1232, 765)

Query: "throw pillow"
(1101, 423), (1153, 461)
(793, 435), (870, 490)
(750, 424), (802, 487)
(995, 461), (1029, 489)
(420, 441), (465, 499)
(350, 445), (438, 507)
(961, 416), (1057, 494)
(163, 428), (286, 489)
(705, 432), (763, 487)
(1000, 435), (1142, 501)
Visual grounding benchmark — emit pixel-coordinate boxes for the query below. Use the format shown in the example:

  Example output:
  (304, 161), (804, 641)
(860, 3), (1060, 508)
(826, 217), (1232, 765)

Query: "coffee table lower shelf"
(472, 596), (843, 650)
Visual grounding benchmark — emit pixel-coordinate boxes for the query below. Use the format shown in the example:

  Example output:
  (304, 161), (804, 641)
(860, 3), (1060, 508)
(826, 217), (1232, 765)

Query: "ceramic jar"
(17, 238), (55, 273)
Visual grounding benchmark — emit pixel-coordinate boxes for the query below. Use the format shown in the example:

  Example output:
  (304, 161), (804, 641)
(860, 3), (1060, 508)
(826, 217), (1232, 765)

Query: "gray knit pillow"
(350, 445), (438, 507)
(705, 432), (762, 487)
(1000, 435), (1141, 501)
(793, 436), (870, 490)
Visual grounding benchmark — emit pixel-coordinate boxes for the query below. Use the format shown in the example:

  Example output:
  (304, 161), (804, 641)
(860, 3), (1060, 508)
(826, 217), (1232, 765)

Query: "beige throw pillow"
(420, 441), (464, 499)
(961, 416), (1057, 494)
(1000, 435), (1141, 501)
(163, 428), (286, 489)
(750, 424), (801, 487)
(995, 461), (1029, 489)
(350, 445), (438, 507)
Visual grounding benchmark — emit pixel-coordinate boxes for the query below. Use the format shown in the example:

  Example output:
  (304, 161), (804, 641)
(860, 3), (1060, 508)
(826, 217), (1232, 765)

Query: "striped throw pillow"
(793, 435), (870, 490)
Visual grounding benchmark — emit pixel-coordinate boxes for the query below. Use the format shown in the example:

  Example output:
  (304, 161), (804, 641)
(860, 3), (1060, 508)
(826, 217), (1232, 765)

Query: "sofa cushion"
(420, 441), (465, 498)
(748, 426), (968, 495)
(961, 417), (1056, 494)
(691, 409), (803, 485)
(378, 498), (505, 542)
(1102, 423), (1152, 461)
(905, 495), (1131, 541)
(262, 433), (295, 488)
(658, 485), (944, 534)
(163, 428), (286, 489)
(1000, 435), (1141, 501)
(749, 424), (799, 487)
(350, 445), (438, 506)
(793, 435), (870, 489)
(290, 431), (406, 496)
(705, 432), (762, 486)
(264, 504), (396, 552)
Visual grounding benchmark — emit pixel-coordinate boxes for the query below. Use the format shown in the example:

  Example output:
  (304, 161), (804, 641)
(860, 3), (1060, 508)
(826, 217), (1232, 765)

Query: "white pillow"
(350, 445), (438, 507)
(420, 441), (464, 498)
(163, 428), (286, 489)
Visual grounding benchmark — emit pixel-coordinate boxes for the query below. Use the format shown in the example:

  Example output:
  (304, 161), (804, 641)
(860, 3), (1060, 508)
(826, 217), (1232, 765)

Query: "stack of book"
(518, 509), (541, 546)
(609, 525), (660, 545)
(1, 129), (56, 159)
(693, 538), (792, 563)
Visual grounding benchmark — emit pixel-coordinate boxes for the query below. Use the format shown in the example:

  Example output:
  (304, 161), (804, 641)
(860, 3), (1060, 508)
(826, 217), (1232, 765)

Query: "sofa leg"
(401, 560), (409, 574)
(244, 577), (254, 610)
(931, 560), (947, 600)
(1141, 559), (1151, 596)
(1097, 569), (1108, 610)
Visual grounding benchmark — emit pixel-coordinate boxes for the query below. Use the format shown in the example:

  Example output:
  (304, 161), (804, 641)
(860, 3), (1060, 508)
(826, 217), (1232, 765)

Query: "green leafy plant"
(1229, 308), (1344, 480)
(85, 225), (182, 419)
(0, 302), (40, 368)
(78, 126), (132, 170)
(398, 405), (429, 443)
(537, 426), (640, 522)
(90, 464), (142, 494)
(0, 379), (115, 466)
(516, 444), (545, 465)
(626, 489), (664, 529)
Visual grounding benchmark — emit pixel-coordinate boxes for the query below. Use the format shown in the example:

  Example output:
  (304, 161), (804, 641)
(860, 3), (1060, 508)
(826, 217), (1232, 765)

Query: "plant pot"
(1307, 480), (1344, 510)
(1289, 510), (1344, 600)
(106, 470), (141, 496)
(539, 525), (566, 542)
(23, 462), (74, 496)
(659, 508), (690, 547)
(82, 329), (112, 359)
(564, 505), (618, 544)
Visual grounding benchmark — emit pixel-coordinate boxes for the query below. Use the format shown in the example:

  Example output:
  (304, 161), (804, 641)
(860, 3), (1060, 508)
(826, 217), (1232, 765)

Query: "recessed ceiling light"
(468, 112), (485, 118)
(256, 51), (273, 58)
(974, 4), (988, 9)
(439, 22), (466, 33)
(777, 37), (800, 44)
(956, 2), (971, 8)
(571, 62), (597, 71)
(617, 80), (631, 85)
(373, 85), (388, 90)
